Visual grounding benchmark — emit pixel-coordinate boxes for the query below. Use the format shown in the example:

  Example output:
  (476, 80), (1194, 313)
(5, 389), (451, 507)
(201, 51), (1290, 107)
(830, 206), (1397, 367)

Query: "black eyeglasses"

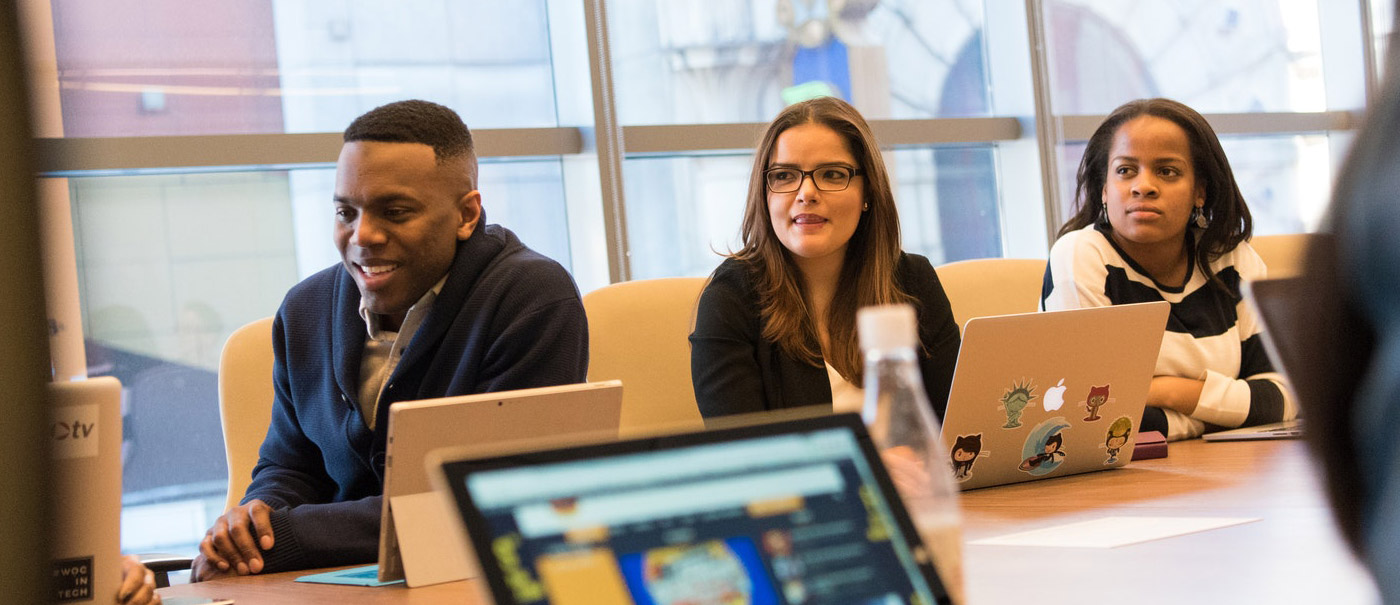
(764, 164), (862, 193)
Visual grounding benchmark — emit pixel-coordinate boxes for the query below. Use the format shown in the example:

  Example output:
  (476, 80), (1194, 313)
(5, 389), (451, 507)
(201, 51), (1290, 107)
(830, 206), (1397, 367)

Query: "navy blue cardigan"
(244, 224), (588, 572)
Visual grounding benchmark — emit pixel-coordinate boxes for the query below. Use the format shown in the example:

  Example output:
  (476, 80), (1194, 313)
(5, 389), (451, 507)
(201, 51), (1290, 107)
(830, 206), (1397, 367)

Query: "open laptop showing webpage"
(436, 413), (950, 605)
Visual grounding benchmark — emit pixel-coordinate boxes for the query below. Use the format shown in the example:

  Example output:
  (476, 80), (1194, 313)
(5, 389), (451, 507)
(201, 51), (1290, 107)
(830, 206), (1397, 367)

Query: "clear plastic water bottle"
(858, 303), (964, 604)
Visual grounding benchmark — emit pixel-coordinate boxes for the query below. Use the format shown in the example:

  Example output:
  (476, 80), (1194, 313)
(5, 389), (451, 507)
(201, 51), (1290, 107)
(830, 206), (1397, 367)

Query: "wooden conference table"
(160, 439), (1376, 604)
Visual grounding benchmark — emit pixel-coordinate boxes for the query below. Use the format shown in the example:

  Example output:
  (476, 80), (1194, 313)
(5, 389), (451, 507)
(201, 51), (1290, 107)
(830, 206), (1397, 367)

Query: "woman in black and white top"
(1041, 98), (1295, 441)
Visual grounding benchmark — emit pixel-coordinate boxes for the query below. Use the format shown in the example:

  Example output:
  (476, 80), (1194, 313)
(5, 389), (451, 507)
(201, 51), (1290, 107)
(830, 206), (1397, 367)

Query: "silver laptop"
(50, 376), (123, 605)
(432, 412), (953, 605)
(377, 380), (623, 587)
(941, 302), (1168, 490)
(1201, 419), (1303, 441)
(1217, 275), (1324, 443)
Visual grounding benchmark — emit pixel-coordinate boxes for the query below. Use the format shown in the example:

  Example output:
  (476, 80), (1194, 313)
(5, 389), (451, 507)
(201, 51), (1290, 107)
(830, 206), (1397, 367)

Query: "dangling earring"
(1192, 206), (1209, 229)
(1097, 202), (1110, 227)
(863, 202), (869, 212)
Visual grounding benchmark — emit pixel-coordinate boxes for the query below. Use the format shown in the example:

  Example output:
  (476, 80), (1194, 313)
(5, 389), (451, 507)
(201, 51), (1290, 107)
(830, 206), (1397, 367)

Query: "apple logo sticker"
(1043, 378), (1066, 411)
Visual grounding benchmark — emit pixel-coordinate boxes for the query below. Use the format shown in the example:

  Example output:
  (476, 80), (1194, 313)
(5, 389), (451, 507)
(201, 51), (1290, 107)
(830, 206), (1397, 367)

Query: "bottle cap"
(858, 304), (917, 351)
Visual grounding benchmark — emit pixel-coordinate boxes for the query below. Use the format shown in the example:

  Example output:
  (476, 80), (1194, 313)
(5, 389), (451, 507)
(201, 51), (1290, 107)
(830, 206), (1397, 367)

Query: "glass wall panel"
(1053, 133), (1331, 240)
(287, 160), (574, 279)
(1044, 0), (1326, 114)
(607, 0), (991, 124)
(64, 155), (574, 553)
(48, 0), (561, 137)
(622, 154), (752, 279)
(622, 143), (1001, 280)
(64, 170), (299, 552)
(1375, 0), (1396, 75)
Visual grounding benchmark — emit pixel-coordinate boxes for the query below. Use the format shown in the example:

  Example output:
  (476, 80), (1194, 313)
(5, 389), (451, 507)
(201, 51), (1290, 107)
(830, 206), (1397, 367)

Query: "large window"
(608, 0), (1011, 274)
(33, 0), (587, 556)
(24, 0), (1377, 557)
(607, 0), (991, 124)
(621, 144), (1003, 280)
(1041, 0), (1357, 234)
(1375, 0), (1396, 74)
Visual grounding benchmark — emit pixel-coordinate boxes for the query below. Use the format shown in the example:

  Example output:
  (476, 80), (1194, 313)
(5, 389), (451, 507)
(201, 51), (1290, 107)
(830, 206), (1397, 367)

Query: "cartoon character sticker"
(999, 379), (1038, 429)
(1018, 417), (1071, 475)
(950, 434), (986, 482)
(1104, 416), (1133, 464)
(1082, 384), (1113, 421)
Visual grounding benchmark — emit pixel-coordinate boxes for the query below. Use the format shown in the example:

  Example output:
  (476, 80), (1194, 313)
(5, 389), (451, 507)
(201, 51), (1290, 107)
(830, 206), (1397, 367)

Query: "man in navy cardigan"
(191, 100), (588, 579)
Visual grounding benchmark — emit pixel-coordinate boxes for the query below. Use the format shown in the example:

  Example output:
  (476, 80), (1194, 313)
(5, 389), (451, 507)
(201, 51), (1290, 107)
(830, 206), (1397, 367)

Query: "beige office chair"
(1251, 233), (1315, 279)
(936, 258), (1048, 334)
(218, 316), (277, 512)
(583, 278), (708, 434)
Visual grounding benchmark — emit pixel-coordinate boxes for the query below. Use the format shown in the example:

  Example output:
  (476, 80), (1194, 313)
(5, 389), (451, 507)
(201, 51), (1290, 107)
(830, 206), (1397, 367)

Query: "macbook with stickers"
(431, 412), (953, 605)
(940, 302), (1169, 490)
(377, 380), (623, 587)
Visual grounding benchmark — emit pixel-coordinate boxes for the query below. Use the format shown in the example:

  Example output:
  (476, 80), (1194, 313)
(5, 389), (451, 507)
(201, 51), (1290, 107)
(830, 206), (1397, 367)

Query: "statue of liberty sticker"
(999, 379), (1037, 429)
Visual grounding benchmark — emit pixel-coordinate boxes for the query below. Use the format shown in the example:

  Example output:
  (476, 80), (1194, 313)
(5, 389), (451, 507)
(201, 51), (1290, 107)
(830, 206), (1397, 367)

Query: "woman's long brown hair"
(730, 96), (914, 385)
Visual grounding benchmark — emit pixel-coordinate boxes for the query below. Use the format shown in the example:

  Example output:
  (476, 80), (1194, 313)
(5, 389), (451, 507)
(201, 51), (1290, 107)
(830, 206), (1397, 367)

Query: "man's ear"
(457, 190), (482, 240)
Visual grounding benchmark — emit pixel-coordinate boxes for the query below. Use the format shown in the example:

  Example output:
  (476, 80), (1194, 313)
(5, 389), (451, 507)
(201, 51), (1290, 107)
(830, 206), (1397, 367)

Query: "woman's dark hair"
(1059, 98), (1252, 289)
(1299, 9), (1400, 552)
(729, 96), (912, 384)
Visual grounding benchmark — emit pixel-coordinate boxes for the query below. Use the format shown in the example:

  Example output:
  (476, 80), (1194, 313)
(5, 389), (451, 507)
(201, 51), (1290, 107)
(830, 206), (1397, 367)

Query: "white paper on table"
(968, 516), (1260, 548)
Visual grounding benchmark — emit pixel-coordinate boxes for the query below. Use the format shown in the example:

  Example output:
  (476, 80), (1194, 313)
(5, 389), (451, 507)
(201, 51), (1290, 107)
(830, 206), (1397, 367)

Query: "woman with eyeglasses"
(689, 96), (961, 420)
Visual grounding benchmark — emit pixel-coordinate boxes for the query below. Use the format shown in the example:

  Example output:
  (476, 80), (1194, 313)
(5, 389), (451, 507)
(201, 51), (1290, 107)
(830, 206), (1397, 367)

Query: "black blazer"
(690, 254), (960, 420)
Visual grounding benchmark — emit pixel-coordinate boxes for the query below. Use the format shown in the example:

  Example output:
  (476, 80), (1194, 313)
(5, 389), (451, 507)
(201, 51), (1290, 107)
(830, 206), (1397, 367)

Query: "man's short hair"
(343, 100), (475, 165)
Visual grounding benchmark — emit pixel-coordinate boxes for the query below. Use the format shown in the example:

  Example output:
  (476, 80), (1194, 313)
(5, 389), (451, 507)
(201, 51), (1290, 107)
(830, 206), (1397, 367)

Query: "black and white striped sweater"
(1040, 225), (1295, 441)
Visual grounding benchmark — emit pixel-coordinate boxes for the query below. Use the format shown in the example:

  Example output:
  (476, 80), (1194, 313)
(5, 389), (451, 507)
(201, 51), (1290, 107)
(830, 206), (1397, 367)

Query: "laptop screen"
(440, 414), (949, 605)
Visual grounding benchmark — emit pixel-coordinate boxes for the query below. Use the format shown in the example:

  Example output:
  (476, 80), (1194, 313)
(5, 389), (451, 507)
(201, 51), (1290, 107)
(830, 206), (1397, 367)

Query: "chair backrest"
(218, 317), (276, 512)
(936, 258), (1047, 334)
(583, 277), (707, 434)
(1251, 233), (1314, 279)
